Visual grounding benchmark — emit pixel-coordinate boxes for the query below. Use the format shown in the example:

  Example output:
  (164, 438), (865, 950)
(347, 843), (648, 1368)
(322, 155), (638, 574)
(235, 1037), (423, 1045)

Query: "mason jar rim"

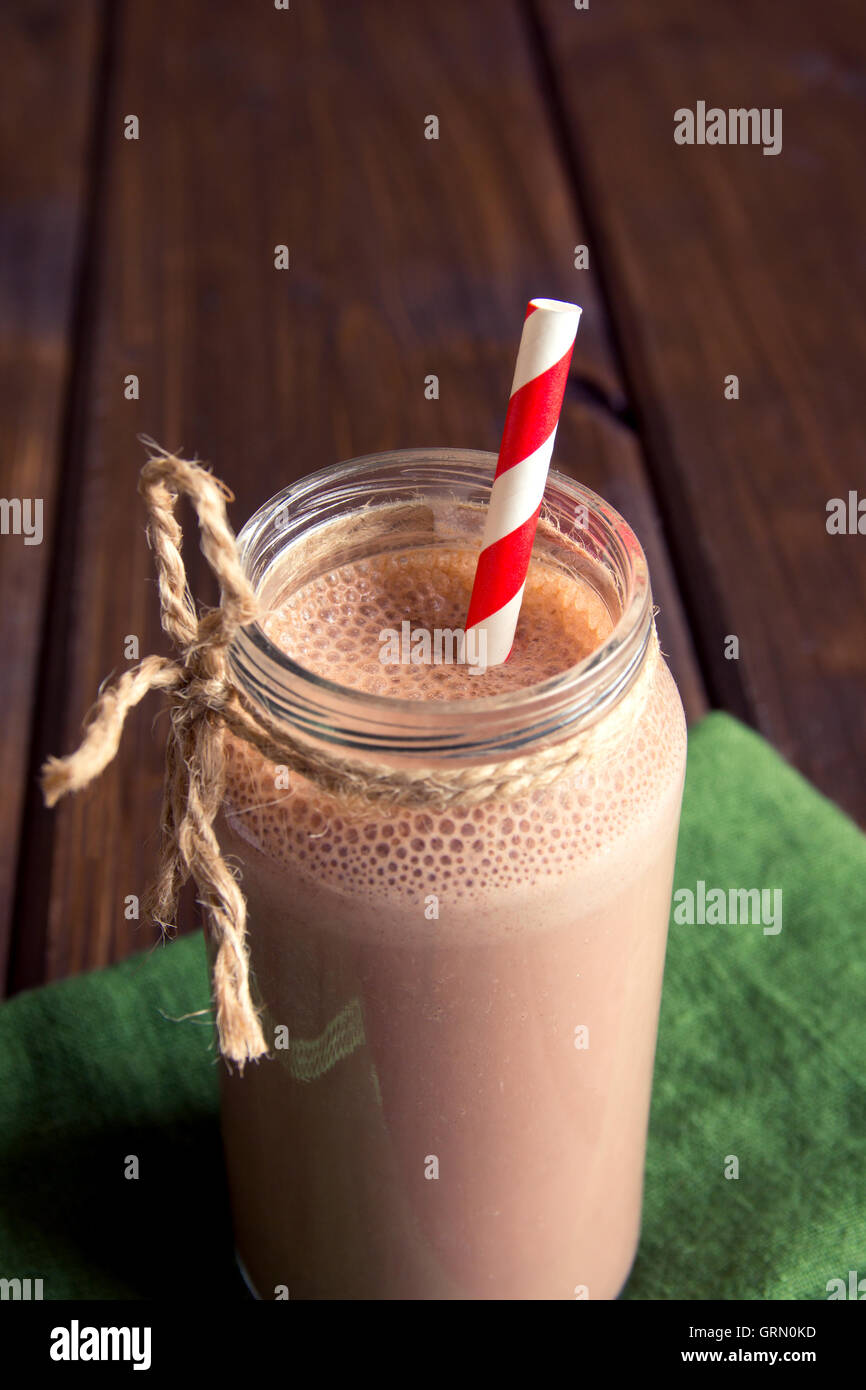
(227, 448), (653, 760)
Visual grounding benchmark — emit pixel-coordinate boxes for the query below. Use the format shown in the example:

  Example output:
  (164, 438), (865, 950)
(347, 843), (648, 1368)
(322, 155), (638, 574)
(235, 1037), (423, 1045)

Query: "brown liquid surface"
(219, 548), (687, 1299)
(263, 545), (613, 697)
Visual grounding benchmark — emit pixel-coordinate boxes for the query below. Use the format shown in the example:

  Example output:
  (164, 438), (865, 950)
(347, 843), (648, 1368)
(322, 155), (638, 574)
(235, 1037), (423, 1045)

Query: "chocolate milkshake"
(216, 451), (687, 1300)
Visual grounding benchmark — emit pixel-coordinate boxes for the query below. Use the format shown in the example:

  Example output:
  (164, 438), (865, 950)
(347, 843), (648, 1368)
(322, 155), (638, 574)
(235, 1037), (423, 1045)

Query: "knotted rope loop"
(43, 441), (269, 1067)
(138, 450), (258, 661)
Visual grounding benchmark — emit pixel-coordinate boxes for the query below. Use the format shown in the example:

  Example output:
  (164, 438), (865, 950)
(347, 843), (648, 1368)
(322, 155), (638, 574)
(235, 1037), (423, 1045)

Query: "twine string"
(42, 441), (269, 1067)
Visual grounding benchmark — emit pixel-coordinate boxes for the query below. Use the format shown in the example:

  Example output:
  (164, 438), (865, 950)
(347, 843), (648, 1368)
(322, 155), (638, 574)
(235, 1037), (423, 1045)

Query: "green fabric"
(1, 713), (863, 1300)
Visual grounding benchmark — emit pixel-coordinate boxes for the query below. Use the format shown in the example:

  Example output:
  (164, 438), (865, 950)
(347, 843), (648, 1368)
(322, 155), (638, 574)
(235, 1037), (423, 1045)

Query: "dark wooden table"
(2, 0), (864, 994)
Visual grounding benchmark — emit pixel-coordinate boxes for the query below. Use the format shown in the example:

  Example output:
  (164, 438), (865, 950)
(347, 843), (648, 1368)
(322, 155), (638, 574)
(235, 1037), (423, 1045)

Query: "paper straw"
(466, 297), (582, 666)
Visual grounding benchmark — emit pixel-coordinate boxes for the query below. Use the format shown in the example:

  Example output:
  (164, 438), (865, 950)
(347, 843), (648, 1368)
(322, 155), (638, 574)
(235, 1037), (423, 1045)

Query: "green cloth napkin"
(1, 713), (863, 1300)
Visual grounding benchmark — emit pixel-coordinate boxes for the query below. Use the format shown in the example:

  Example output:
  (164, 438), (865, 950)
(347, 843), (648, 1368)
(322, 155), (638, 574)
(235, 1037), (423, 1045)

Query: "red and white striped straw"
(466, 297), (582, 666)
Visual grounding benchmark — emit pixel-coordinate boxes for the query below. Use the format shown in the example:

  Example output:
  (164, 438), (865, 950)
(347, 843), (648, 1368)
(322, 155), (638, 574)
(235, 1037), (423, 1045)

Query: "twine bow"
(42, 441), (274, 1066)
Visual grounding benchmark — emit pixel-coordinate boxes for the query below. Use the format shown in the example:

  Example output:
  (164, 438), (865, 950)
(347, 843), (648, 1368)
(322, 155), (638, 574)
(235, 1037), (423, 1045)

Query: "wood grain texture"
(12, 0), (704, 988)
(533, 0), (866, 824)
(0, 0), (103, 988)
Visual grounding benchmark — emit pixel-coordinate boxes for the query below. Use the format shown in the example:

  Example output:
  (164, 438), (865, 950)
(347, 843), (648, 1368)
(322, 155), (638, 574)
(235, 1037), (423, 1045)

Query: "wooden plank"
(533, 0), (866, 824)
(13, 0), (705, 989)
(0, 1), (103, 990)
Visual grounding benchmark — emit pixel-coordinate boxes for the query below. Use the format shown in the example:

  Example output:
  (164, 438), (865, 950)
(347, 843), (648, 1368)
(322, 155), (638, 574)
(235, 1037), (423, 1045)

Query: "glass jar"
(214, 448), (687, 1301)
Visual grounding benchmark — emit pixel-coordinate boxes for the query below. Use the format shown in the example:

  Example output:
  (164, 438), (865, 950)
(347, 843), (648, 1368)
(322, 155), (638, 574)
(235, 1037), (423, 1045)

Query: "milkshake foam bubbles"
(217, 539), (686, 1300)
